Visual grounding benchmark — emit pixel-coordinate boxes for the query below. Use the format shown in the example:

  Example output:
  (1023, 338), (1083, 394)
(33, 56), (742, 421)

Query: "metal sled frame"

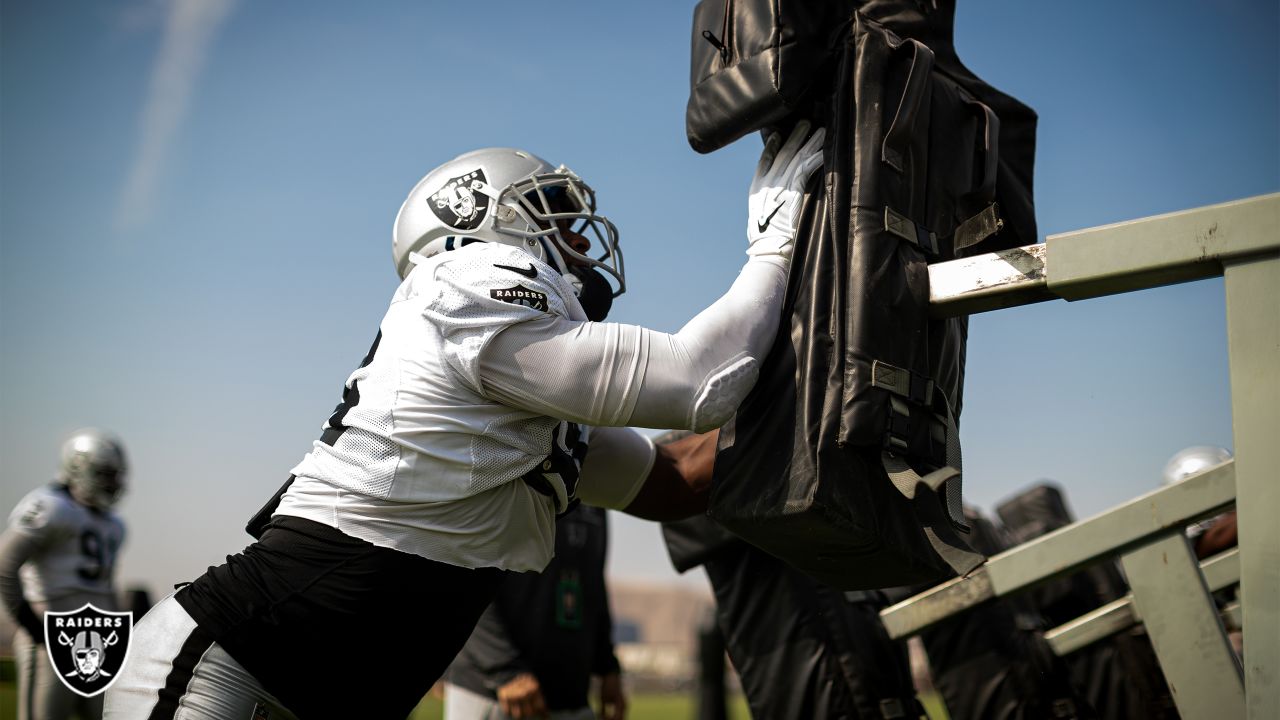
(880, 193), (1279, 719)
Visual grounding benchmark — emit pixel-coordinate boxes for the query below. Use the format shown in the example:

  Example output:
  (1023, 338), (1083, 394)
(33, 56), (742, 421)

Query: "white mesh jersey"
(279, 242), (630, 571)
(278, 239), (789, 572)
(7, 484), (125, 604)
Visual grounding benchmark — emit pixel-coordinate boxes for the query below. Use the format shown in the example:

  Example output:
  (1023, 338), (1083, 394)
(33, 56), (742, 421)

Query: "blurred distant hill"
(608, 578), (716, 691)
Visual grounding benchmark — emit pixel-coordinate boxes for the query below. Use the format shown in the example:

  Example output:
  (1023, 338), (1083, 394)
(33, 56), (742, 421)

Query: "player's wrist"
(742, 252), (789, 274)
(745, 237), (793, 262)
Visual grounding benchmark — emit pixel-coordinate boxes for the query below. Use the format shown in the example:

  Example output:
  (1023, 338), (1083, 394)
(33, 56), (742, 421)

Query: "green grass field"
(407, 692), (754, 720)
(404, 688), (950, 719)
(2, 657), (947, 719)
(1, 684), (945, 720)
(0, 679), (751, 720)
(2, 657), (13, 720)
(0, 658), (754, 720)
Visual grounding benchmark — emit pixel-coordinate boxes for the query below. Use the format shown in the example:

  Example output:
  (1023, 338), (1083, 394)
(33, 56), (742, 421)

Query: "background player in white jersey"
(1, 429), (128, 720)
(106, 122), (825, 720)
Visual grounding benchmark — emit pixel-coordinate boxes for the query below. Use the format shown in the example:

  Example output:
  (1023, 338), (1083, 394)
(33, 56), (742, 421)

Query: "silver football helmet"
(60, 429), (128, 510)
(1161, 445), (1232, 486)
(391, 148), (624, 299)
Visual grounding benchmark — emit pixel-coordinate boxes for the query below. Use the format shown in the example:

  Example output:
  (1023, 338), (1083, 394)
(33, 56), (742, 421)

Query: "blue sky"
(1, 0), (1276, 595)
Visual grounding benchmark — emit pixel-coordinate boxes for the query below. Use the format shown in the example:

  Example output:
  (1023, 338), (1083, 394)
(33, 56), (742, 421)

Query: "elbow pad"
(689, 354), (759, 432)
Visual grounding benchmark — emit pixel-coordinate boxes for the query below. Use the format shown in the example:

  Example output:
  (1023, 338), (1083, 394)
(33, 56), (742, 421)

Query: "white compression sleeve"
(576, 426), (656, 510)
(478, 256), (788, 432)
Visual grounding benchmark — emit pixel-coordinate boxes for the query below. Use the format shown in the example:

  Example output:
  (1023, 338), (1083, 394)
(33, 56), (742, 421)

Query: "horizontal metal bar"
(1045, 548), (1240, 656)
(878, 566), (995, 642)
(985, 461), (1236, 595)
(927, 193), (1280, 317)
(1201, 546), (1242, 591)
(1048, 193), (1280, 301)
(1046, 598), (1136, 656)
(1047, 601), (1243, 660)
(881, 460), (1236, 639)
(928, 243), (1051, 316)
(1224, 601), (1242, 629)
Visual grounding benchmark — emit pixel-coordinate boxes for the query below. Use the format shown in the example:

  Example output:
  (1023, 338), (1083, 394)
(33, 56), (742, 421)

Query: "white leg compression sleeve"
(104, 596), (296, 720)
(14, 626), (93, 720)
(478, 256), (788, 432)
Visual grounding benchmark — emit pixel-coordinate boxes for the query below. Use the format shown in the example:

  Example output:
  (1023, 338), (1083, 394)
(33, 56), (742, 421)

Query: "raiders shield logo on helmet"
(429, 169), (491, 230)
(44, 604), (133, 697)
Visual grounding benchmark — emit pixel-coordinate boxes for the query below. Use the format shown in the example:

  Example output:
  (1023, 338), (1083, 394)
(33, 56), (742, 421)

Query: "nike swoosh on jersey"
(757, 202), (784, 233)
(494, 263), (538, 279)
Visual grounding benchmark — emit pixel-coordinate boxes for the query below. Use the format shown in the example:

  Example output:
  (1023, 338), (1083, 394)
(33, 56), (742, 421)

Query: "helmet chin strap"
(565, 271), (584, 294)
(534, 236), (613, 321)
(568, 266), (614, 321)
(536, 237), (571, 273)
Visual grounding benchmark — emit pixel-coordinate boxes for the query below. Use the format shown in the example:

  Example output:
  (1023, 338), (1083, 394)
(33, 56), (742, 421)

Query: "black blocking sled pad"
(705, 4), (1039, 591)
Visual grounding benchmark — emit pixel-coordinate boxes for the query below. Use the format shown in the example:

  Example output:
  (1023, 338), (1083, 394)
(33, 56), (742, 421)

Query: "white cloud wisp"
(114, 0), (237, 233)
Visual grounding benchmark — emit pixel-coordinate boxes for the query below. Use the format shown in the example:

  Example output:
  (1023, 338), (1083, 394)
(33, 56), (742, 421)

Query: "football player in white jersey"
(1, 429), (128, 720)
(106, 122), (825, 720)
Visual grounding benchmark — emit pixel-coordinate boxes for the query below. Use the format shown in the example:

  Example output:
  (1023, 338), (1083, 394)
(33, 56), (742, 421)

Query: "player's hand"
(598, 671), (627, 720)
(497, 672), (549, 719)
(747, 120), (826, 261)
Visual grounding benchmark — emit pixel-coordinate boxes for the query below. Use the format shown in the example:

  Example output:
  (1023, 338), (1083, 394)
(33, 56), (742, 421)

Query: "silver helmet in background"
(60, 428), (128, 510)
(1161, 445), (1232, 486)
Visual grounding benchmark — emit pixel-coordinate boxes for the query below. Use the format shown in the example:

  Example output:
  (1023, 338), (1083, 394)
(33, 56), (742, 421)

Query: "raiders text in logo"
(429, 169), (491, 231)
(44, 603), (133, 697)
(491, 285), (549, 312)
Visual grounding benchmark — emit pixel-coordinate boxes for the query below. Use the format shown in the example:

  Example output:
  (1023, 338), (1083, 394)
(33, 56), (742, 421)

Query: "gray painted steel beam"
(927, 243), (1050, 316)
(1047, 193), (1279, 301)
(1121, 534), (1244, 718)
(1201, 547), (1243, 591)
(918, 194), (1278, 714)
(927, 193), (1280, 317)
(1045, 598), (1136, 657)
(1045, 548), (1240, 656)
(1224, 601), (1243, 630)
(880, 461), (1236, 639)
(1223, 252), (1280, 720)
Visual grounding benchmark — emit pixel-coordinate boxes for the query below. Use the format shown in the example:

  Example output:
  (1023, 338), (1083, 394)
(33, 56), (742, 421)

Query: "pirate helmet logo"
(44, 603), (133, 697)
(429, 169), (491, 231)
